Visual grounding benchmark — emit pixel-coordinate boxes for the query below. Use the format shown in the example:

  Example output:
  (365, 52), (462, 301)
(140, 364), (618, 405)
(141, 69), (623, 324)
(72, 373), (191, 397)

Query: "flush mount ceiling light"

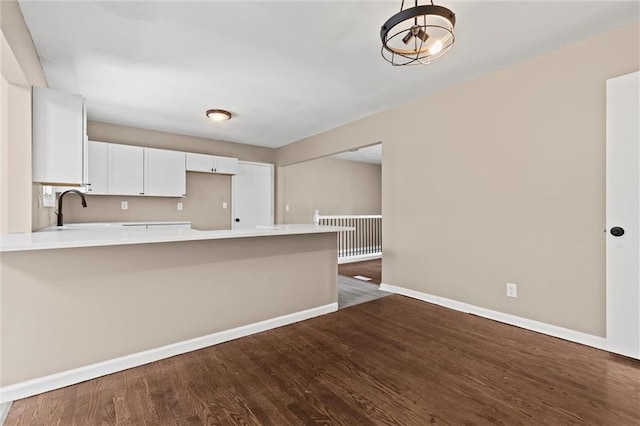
(206, 109), (232, 122)
(381, 0), (456, 66)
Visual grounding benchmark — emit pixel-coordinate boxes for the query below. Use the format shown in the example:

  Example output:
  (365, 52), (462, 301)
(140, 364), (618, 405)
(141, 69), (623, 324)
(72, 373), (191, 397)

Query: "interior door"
(606, 71), (640, 359)
(232, 161), (274, 229)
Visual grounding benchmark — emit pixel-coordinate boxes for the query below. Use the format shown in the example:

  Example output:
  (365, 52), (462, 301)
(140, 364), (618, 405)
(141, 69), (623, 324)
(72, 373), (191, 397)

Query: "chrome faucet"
(56, 189), (87, 227)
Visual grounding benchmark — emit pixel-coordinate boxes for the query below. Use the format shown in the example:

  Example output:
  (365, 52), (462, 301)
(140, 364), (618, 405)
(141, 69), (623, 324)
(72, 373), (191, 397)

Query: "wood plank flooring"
(7, 295), (640, 425)
(337, 259), (381, 285)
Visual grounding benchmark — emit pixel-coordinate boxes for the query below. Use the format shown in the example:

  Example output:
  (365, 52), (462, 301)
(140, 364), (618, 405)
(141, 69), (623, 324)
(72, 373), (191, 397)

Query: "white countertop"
(0, 223), (352, 252)
(36, 221), (193, 231)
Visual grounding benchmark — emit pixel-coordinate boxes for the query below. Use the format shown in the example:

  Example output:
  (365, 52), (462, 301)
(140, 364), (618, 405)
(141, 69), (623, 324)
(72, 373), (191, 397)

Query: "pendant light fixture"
(381, 0), (456, 66)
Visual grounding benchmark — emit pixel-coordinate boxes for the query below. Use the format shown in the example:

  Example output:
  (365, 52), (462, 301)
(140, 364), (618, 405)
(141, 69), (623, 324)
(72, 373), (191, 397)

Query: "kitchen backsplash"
(61, 172), (231, 230)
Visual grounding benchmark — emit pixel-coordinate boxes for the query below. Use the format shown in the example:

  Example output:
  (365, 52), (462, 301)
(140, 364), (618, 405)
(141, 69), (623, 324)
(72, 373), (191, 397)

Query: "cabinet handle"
(139, 192), (144, 195)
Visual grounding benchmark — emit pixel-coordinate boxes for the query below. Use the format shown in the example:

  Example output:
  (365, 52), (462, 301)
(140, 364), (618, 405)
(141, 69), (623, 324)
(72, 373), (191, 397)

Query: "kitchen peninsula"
(0, 224), (347, 403)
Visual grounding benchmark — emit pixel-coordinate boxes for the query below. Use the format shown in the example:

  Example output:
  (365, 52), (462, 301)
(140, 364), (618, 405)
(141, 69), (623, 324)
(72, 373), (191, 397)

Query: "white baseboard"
(0, 402), (12, 425)
(0, 303), (338, 404)
(379, 283), (607, 351)
(338, 253), (382, 264)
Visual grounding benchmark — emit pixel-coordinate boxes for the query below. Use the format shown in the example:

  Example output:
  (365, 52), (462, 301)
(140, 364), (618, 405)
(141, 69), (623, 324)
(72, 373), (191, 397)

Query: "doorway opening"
(277, 142), (386, 308)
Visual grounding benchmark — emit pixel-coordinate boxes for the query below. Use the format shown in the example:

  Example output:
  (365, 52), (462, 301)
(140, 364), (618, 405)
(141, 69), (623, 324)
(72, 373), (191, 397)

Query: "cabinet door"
(144, 148), (186, 197)
(213, 156), (238, 175)
(186, 153), (214, 172)
(32, 87), (86, 184)
(108, 144), (144, 195)
(86, 141), (108, 195)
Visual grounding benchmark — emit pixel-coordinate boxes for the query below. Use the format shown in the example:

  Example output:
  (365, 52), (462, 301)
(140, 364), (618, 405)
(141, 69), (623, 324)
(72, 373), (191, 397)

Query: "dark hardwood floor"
(7, 295), (640, 425)
(337, 259), (381, 285)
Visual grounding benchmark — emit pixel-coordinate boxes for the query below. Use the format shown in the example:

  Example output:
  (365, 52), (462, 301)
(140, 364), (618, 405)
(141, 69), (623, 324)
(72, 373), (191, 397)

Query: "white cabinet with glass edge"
(186, 152), (238, 175)
(32, 87), (87, 185)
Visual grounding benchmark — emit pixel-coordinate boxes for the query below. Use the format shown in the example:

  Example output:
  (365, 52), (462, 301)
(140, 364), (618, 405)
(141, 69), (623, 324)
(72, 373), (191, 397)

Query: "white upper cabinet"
(144, 148), (186, 197)
(32, 87), (87, 184)
(186, 152), (238, 175)
(90, 143), (185, 197)
(213, 156), (238, 175)
(83, 142), (233, 198)
(86, 141), (108, 195)
(186, 152), (214, 173)
(108, 144), (144, 196)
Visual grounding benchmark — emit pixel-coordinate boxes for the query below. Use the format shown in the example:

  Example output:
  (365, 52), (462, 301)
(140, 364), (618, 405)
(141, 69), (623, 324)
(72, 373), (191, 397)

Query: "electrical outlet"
(286, 205), (290, 212)
(177, 202), (183, 211)
(506, 283), (518, 298)
(222, 202), (227, 209)
(121, 201), (128, 210)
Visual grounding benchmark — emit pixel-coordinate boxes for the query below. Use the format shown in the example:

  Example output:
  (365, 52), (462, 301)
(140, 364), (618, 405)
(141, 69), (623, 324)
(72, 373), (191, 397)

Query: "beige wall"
(1, 233), (337, 386)
(64, 172), (231, 230)
(1, 75), (7, 233)
(3, 83), (32, 233)
(1, 30), (36, 233)
(277, 157), (381, 224)
(1, 0), (50, 232)
(275, 22), (640, 337)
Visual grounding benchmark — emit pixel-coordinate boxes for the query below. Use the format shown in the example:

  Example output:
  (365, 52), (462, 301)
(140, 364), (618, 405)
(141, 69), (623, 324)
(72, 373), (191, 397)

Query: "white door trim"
(605, 70), (640, 359)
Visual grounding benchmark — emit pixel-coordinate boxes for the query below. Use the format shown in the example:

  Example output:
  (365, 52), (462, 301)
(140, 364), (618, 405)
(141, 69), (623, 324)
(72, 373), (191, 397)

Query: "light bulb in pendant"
(429, 40), (443, 55)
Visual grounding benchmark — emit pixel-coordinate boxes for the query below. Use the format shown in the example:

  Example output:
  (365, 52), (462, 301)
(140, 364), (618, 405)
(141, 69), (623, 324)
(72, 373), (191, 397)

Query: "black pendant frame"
(380, 4), (456, 66)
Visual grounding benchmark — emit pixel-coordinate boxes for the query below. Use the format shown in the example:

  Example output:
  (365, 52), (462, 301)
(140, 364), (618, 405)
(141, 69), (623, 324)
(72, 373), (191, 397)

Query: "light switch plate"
(177, 202), (183, 211)
(222, 202), (227, 209)
(41, 186), (55, 208)
(121, 201), (128, 210)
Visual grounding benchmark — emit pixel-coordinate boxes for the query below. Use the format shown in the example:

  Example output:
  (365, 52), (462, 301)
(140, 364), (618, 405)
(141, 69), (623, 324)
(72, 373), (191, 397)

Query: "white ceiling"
(19, 1), (639, 148)
(332, 143), (382, 165)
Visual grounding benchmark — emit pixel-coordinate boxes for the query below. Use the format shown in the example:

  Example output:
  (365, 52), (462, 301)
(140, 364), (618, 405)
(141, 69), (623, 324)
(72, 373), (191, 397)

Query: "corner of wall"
(0, 0), (48, 88)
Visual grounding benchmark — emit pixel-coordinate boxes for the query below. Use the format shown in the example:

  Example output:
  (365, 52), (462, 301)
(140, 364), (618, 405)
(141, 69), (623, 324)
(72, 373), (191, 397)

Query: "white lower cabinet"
(144, 148), (186, 197)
